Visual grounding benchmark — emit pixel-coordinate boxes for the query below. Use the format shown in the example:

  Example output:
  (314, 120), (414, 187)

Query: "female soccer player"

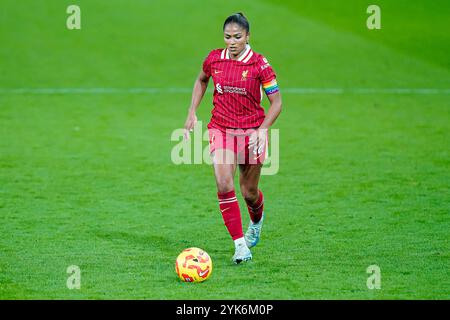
(184, 13), (282, 264)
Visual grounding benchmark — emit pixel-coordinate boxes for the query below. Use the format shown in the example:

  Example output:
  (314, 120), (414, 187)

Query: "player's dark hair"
(223, 12), (250, 33)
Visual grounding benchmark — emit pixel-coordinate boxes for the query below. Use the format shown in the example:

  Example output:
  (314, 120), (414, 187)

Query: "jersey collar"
(221, 45), (253, 63)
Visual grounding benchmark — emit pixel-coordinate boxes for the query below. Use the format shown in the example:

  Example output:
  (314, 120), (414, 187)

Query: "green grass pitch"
(0, 0), (449, 299)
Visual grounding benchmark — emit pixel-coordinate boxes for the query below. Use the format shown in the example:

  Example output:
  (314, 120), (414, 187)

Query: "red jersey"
(202, 45), (279, 130)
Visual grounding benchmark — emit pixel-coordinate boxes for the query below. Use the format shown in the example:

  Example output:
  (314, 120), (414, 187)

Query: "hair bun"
(223, 12), (250, 32)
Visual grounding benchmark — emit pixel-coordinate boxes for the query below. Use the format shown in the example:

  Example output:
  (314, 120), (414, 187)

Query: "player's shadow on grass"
(94, 230), (256, 270)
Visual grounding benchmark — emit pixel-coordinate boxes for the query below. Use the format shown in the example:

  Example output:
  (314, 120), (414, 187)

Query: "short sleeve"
(202, 52), (212, 78)
(258, 56), (279, 95)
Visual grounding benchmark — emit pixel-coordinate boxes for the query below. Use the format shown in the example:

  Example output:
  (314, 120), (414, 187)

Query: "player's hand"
(183, 113), (197, 140)
(248, 128), (267, 156)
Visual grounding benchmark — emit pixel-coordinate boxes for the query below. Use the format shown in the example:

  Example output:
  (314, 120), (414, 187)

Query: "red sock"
(245, 190), (264, 223)
(218, 190), (243, 240)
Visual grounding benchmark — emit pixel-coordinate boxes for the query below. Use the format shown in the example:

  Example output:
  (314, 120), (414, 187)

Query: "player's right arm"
(184, 69), (210, 140)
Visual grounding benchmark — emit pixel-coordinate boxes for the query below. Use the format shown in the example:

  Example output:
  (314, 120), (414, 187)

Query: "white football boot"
(245, 213), (264, 248)
(232, 238), (252, 264)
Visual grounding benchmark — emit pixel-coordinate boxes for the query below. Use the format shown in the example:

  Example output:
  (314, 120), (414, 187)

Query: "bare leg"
(239, 163), (263, 205)
(211, 149), (237, 193)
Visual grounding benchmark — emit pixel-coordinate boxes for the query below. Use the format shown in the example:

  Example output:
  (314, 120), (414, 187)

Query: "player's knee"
(241, 185), (259, 203)
(216, 177), (234, 194)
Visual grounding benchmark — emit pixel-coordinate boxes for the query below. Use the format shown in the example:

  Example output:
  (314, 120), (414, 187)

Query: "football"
(175, 247), (212, 283)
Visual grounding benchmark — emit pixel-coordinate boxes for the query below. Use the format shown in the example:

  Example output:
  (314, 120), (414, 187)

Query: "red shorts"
(207, 124), (268, 165)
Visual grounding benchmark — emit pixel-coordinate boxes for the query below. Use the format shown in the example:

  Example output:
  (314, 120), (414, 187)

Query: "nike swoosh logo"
(254, 152), (264, 160)
(214, 70), (223, 74)
(220, 207), (230, 213)
(199, 269), (209, 277)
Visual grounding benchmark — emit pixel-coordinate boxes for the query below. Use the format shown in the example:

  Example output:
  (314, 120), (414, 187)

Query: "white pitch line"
(0, 87), (449, 95)
(0, 87), (193, 94)
(283, 88), (450, 95)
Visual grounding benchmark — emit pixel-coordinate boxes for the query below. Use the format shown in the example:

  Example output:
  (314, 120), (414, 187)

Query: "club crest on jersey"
(241, 70), (248, 80)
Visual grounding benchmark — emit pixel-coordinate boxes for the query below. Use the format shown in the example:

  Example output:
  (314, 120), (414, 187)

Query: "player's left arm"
(249, 55), (283, 151)
(259, 91), (282, 130)
(249, 91), (282, 151)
